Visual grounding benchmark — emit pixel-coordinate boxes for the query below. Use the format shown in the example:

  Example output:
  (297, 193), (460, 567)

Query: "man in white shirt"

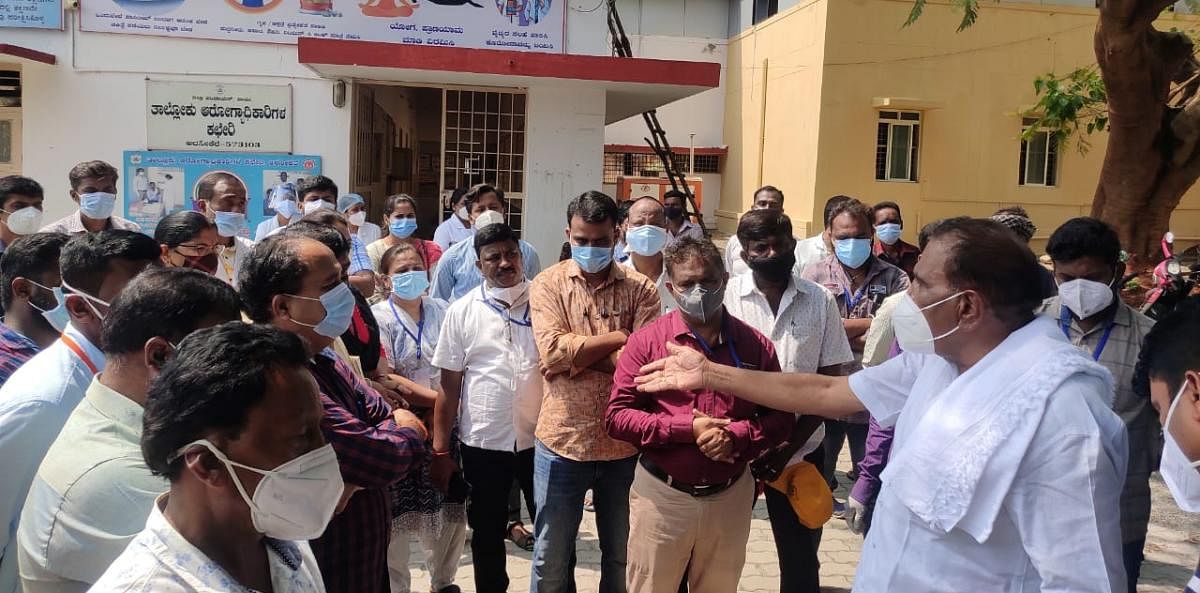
(638, 216), (1127, 593)
(193, 171), (255, 288)
(620, 197), (674, 313)
(724, 189), (848, 277)
(89, 322), (331, 593)
(256, 184), (301, 241)
(429, 223), (542, 593)
(722, 209), (853, 593)
(17, 268), (243, 593)
(433, 188), (474, 251)
(0, 230), (160, 593)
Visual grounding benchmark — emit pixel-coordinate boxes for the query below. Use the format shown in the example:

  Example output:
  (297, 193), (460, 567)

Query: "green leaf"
(1034, 78), (1044, 94)
(904, 0), (926, 27)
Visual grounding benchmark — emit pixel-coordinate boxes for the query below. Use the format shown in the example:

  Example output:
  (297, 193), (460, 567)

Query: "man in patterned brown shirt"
(529, 191), (661, 593)
(1038, 217), (1158, 593)
(800, 198), (909, 504)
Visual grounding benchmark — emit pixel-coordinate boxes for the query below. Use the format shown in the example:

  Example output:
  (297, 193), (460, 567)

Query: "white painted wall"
(525, 85), (606, 261)
(4, 18), (352, 224)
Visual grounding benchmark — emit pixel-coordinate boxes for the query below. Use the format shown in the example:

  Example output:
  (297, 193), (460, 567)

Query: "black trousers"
(822, 420), (867, 489)
(460, 445), (535, 593)
(765, 446), (826, 593)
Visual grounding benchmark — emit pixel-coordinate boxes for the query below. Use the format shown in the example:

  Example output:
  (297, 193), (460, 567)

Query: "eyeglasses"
(175, 243), (223, 257)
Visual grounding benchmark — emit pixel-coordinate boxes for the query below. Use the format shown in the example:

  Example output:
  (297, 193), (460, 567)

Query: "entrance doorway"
(350, 83), (528, 241)
(0, 69), (22, 177)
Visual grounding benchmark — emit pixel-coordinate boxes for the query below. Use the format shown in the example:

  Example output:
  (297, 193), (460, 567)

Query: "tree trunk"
(1092, 0), (1200, 268)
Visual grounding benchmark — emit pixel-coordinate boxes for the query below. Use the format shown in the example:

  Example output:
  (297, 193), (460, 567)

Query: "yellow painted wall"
(719, 0), (828, 236)
(720, 0), (1200, 251)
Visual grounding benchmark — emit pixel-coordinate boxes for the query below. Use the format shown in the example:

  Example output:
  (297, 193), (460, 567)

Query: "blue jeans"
(531, 440), (636, 593)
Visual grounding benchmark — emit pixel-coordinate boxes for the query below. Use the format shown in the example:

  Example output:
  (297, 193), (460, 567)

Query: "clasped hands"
(692, 409), (735, 463)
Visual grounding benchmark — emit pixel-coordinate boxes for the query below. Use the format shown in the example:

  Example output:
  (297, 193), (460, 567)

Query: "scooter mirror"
(1166, 231), (1176, 244)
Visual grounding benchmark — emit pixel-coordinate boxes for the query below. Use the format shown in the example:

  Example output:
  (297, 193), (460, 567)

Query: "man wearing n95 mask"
(1038, 217), (1158, 593)
(41, 161), (141, 235)
(88, 322), (332, 593)
(0, 177), (47, 257)
(1133, 298), (1200, 593)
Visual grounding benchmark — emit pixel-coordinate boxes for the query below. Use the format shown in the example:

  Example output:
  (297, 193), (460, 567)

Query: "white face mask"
(1058, 277), (1115, 319)
(486, 278), (529, 308)
(179, 439), (344, 540)
(1161, 382), (1200, 512)
(303, 200), (334, 215)
(3, 206), (43, 236)
(347, 211), (367, 227)
(891, 291), (965, 355)
(456, 206), (470, 222)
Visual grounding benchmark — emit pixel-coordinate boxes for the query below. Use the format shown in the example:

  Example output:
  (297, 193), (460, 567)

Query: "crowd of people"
(0, 159), (1196, 593)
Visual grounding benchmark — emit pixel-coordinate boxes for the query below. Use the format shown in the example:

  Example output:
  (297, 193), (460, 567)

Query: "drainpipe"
(757, 58), (769, 188)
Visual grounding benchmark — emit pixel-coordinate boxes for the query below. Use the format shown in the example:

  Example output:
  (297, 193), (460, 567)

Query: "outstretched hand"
(635, 342), (707, 392)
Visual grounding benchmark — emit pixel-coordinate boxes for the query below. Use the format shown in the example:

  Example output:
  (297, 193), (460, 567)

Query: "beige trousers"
(626, 464), (754, 593)
(387, 520), (468, 593)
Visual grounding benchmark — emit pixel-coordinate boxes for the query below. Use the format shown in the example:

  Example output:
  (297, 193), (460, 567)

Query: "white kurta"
(847, 316), (1128, 593)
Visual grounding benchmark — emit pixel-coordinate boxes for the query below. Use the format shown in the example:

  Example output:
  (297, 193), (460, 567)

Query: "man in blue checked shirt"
(431, 184), (540, 302)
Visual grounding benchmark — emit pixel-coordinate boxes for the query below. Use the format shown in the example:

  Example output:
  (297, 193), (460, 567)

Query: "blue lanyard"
(686, 315), (742, 369)
(480, 285), (532, 327)
(845, 283), (869, 311)
(388, 299), (425, 359)
(1059, 306), (1115, 362)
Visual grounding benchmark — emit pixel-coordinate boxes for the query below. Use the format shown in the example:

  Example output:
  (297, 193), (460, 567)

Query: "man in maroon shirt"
(606, 236), (791, 593)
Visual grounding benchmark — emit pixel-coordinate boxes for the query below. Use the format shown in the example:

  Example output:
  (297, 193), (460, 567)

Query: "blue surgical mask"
(571, 245), (613, 274)
(625, 225), (669, 257)
(214, 211), (248, 238)
(390, 271), (429, 300)
(287, 283), (356, 338)
(389, 218), (418, 239)
(78, 192), (117, 220)
(28, 281), (70, 333)
(834, 238), (872, 269)
(875, 223), (903, 246)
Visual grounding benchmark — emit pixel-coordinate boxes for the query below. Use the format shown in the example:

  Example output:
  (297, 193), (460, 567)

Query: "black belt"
(638, 456), (737, 498)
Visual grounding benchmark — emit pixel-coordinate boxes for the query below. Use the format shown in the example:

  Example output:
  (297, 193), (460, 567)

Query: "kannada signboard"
(0, 0), (62, 29)
(123, 150), (321, 235)
(147, 81), (293, 153)
(80, 0), (565, 52)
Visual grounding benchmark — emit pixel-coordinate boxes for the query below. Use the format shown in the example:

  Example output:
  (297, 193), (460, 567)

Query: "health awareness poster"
(123, 150), (321, 236)
(81, 0), (564, 52)
(0, 0), (62, 29)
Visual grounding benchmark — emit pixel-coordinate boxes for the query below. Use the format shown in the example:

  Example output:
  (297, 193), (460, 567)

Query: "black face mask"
(664, 206), (684, 221)
(747, 250), (796, 282)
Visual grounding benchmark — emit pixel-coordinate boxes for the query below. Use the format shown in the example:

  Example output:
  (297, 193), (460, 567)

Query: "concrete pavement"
(402, 449), (1200, 592)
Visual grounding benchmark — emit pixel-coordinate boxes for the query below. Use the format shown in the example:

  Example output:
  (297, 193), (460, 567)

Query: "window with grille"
(875, 111), (920, 182)
(442, 89), (527, 234)
(0, 71), (19, 108)
(602, 152), (720, 184)
(1019, 117), (1058, 187)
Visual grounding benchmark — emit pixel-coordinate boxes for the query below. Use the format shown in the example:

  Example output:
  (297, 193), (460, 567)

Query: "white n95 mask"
(179, 439), (344, 540)
(891, 291), (965, 355)
(1058, 278), (1115, 319)
(1161, 383), (1200, 512)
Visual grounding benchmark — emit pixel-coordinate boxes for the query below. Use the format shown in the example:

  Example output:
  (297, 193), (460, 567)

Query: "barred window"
(603, 152), (720, 183)
(875, 110), (920, 182)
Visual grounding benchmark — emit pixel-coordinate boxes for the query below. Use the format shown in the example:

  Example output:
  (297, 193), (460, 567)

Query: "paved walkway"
(404, 450), (1200, 593)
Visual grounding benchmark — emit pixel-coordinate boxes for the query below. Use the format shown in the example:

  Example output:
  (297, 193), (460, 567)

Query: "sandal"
(507, 521), (535, 551)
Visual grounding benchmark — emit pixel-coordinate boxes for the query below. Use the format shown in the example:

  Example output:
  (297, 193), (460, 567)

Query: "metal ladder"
(606, 0), (708, 236)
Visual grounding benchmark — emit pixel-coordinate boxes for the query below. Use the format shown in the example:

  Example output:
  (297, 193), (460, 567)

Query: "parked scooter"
(1141, 232), (1198, 320)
